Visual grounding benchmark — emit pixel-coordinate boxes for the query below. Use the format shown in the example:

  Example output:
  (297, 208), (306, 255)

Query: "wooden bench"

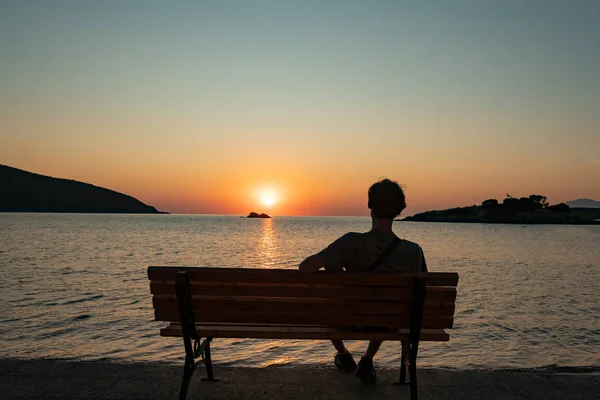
(148, 267), (459, 400)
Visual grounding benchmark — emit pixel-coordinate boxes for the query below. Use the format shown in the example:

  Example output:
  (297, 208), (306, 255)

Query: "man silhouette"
(299, 178), (427, 383)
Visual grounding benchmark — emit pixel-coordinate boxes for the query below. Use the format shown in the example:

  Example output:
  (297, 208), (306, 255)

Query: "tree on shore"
(482, 199), (499, 207)
(478, 195), (570, 214)
(548, 203), (570, 213)
(502, 197), (520, 209)
(528, 195), (549, 208)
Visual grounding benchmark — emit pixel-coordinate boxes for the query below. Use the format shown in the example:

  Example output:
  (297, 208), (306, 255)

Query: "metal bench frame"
(173, 270), (428, 400)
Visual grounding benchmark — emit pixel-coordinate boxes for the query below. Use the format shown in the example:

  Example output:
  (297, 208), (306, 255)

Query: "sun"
(257, 188), (280, 208)
(261, 196), (276, 207)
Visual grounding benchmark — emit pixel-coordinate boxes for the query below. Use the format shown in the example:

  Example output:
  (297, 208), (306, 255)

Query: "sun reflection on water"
(257, 218), (279, 268)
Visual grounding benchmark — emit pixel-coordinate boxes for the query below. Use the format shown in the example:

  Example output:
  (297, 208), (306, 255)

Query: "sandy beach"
(1, 359), (598, 400)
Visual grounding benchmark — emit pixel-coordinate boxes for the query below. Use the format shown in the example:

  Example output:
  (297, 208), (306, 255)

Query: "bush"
(548, 203), (570, 213)
(482, 199), (499, 207)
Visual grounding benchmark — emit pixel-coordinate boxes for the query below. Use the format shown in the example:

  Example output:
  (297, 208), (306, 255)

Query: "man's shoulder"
(398, 239), (423, 254)
(338, 232), (362, 242)
(325, 232), (361, 248)
(399, 239), (421, 249)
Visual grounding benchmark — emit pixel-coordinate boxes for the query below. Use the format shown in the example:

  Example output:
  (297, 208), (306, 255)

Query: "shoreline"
(2, 359), (599, 399)
(398, 219), (600, 225)
(3, 356), (600, 374)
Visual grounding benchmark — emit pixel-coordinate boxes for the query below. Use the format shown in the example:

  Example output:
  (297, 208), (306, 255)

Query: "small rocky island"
(402, 195), (600, 225)
(246, 212), (272, 218)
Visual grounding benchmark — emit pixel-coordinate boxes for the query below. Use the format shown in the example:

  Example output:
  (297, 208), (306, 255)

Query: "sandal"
(334, 351), (357, 373)
(356, 356), (377, 383)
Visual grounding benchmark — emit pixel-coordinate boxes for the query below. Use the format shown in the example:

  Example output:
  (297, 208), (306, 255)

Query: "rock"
(247, 212), (271, 218)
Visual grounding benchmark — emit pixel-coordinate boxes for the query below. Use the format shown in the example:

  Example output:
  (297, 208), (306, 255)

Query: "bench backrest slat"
(150, 281), (457, 302)
(152, 295), (456, 316)
(148, 266), (458, 287)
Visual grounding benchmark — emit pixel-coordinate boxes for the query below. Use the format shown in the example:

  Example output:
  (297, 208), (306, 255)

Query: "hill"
(402, 195), (600, 225)
(0, 164), (165, 214)
(570, 208), (600, 220)
(566, 198), (600, 208)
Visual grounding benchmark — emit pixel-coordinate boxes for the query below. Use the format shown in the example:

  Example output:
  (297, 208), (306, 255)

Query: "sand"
(1, 359), (598, 399)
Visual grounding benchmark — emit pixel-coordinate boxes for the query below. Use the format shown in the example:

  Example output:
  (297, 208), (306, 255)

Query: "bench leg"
(408, 342), (419, 400)
(179, 337), (196, 400)
(401, 341), (409, 384)
(201, 338), (219, 382)
(394, 341), (409, 385)
(394, 341), (418, 399)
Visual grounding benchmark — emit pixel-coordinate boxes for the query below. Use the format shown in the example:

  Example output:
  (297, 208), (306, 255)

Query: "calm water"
(1, 213), (599, 370)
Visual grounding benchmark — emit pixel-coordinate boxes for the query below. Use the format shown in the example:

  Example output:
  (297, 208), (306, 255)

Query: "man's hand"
(298, 254), (325, 274)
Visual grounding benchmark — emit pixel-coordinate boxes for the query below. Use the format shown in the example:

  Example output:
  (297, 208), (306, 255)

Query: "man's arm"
(299, 254), (325, 273)
(299, 233), (351, 273)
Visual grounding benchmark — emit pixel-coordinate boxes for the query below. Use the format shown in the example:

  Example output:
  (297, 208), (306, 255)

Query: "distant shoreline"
(0, 211), (169, 214)
(398, 219), (600, 225)
(1, 212), (599, 222)
(402, 204), (600, 225)
(1, 164), (165, 214)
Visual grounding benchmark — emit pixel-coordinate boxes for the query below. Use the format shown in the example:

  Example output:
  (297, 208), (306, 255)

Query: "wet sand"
(1, 359), (598, 399)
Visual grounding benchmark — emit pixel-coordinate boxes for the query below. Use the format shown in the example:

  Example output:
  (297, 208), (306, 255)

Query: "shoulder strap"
(421, 251), (428, 272)
(367, 236), (401, 271)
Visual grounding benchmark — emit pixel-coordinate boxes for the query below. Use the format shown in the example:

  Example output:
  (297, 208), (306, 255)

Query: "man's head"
(368, 179), (406, 219)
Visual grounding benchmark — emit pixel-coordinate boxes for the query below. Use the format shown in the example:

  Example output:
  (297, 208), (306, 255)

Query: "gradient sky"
(1, 1), (599, 215)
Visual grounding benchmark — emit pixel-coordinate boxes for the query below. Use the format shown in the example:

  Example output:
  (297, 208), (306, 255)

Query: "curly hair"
(368, 179), (407, 219)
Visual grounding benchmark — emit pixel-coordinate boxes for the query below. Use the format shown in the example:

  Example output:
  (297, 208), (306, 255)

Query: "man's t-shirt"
(318, 231), (427, 273)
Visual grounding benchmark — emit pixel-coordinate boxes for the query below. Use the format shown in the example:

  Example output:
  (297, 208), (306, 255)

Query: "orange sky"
(2, 2), (599, 216)
(4, 147), (598, 216)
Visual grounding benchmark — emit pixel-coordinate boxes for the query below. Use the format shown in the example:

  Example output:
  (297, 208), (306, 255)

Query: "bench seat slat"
(148, 267), (459, 287)
(159, 323), (450, 341)
(153, 309), (454, 329)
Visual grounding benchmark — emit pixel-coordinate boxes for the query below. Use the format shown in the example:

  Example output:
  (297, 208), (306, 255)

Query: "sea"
(1, 213), (599, 370)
